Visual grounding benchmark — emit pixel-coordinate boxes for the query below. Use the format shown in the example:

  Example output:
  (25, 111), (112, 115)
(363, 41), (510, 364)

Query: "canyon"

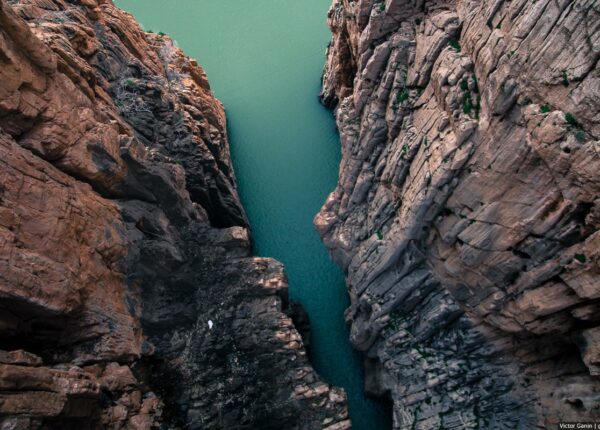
(316, 0), (600, 428)
(111, 0), (392, 427)
(1, 0), (600, 429)
(0, 0), (349, 428)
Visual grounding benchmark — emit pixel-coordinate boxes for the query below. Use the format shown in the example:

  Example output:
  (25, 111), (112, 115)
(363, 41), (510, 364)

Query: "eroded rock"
(0, 0), (348, 428)
(318, 0), (600, 428)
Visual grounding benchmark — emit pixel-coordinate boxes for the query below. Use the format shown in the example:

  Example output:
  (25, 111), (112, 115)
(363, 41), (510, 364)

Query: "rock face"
(0, 0), (349, 428)
(317, 0), (600, 428)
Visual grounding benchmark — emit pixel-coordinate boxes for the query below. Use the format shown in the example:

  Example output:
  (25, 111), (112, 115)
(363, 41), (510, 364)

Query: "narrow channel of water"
(115, 1), (391, 428)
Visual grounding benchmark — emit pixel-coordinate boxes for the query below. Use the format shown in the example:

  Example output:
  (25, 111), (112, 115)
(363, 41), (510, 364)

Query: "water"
(115, 1), (391, 428)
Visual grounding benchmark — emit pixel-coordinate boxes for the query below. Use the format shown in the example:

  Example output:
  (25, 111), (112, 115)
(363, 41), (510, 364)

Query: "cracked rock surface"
(317, 0), (600, 428)
(0, 0), (349, 428)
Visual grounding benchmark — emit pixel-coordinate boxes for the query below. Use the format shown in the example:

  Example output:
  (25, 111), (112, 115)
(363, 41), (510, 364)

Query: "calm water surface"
(115, 1), (391, 428)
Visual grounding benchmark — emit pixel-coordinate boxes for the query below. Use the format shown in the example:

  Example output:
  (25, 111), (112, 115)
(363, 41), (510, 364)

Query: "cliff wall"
(317, 0), (600, 428)
(0, 0), (349, 428)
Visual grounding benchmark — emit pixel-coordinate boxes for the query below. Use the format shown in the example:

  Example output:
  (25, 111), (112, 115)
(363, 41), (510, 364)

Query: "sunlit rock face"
(317, 0), (600, 427)
(0, 0), (349, 428)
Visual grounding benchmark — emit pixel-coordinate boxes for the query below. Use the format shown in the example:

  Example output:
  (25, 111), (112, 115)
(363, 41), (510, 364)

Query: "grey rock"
(318, 0), (600, 428)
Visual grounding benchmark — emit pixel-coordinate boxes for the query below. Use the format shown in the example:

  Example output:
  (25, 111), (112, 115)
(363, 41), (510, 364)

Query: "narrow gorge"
(110, 0), (391, 427)
(0, 0), (599, 429)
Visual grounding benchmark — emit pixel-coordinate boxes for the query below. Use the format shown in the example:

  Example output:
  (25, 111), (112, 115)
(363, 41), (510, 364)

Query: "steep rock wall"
(0, 0), (349, 428)
(317, 0), (600, 428)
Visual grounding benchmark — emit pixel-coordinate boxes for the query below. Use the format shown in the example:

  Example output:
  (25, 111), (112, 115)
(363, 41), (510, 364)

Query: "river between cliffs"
(116, 1), (391, 428)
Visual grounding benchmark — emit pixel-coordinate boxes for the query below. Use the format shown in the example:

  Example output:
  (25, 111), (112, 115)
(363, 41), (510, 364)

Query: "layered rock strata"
(0, 0), (349, 428)
(317, 0), (600, 428)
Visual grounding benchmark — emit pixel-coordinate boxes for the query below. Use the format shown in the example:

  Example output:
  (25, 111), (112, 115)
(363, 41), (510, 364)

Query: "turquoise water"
(115, 1), (391, 428)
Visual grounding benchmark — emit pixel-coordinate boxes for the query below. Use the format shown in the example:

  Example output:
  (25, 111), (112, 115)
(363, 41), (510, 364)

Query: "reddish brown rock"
(0, 350), (42, 366)
(0, 0), (349, 428)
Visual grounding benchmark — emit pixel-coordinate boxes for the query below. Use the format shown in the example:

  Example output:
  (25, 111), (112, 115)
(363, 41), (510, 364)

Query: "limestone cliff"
(317, 0), (600, 428)
(0, 0), (350, 428)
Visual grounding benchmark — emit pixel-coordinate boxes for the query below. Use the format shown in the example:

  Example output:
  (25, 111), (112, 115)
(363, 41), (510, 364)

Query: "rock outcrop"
(0, 0), (349, 428)
(317, 0), (600, 428)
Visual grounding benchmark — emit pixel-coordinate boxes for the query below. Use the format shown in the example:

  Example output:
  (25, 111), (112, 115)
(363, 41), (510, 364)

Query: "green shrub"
(460, 79), (469, 91)
(472, 76), (479, 93)
(448, 38), (461, 52)
(397, 88), (409, 103)
(463, 93), (473, 114)
(574, 253), (586, 264)
(561, 70), (569, 87)
(565, 112), (578, 127)
(540, 104), (551, 114)
(400, 143), (409, 159)
(378, 2), (385, 12)
(574, 130), (585, 142)
(385, 309), (405, 331)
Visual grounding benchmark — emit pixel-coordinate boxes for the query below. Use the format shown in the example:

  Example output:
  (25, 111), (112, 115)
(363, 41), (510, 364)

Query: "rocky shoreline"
(317, 0), (600, 428)
(0, 0), (349, 428)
